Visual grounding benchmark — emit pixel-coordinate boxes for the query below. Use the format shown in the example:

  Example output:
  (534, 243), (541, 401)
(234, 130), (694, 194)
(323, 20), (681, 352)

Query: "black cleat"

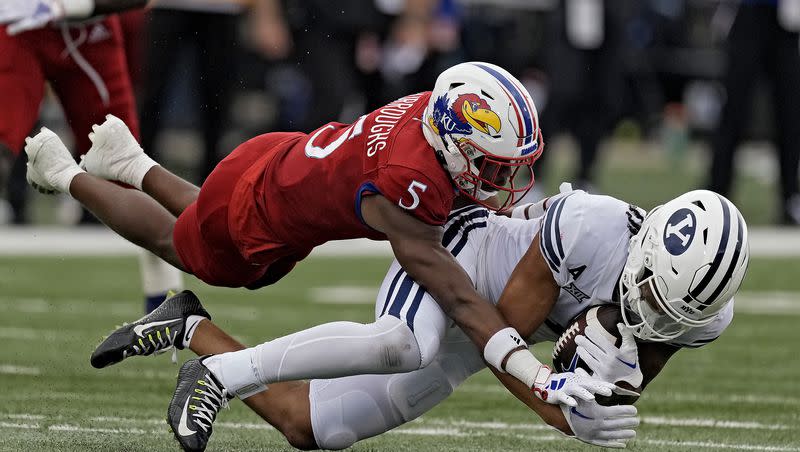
(168, 357), (231, 452)
(90, 290), (210, 369)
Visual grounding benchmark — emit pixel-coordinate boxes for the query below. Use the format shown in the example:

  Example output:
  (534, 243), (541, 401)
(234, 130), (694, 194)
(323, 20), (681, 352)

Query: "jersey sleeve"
(538, 192), (585, 287)
(375, 166), (452, 226)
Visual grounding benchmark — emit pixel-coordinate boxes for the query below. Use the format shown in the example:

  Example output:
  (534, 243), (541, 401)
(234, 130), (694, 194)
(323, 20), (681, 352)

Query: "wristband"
(483, 327), (526, 372)
(505, 349), (550, 389)
(63, 0), (95, 19)
(511, 200), (546, 220)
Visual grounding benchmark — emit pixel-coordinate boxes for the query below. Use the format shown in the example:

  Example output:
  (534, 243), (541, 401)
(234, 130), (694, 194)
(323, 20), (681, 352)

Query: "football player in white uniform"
(92, 186), (749, 451)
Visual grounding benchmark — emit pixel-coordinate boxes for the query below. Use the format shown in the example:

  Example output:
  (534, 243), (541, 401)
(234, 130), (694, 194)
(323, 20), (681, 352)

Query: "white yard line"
(458, 384), (800, 406)
(309, 286), (379, 304)
(0, 364), (40, 376)
(642, 439), (800, 451)
(0, 421), (39, 429)
(0, 227), (798, 257)
(2, 413), (798, 451)
(48, 424), (150, 434)
(426, 417), (793, 432)
(734, 292), (800, 315)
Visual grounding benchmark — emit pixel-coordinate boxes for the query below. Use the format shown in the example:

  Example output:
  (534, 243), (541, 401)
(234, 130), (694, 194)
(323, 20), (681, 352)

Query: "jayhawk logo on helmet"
(427, 93), (502, 138)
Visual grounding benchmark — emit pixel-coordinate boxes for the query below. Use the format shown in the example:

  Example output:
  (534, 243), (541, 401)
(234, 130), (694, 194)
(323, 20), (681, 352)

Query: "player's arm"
(489, 233), (638, 447)
(490, 365), (639, 448)
(0, 0), (149, 35)
(363, 195), (614, 403)
(360, 194), (509, 349)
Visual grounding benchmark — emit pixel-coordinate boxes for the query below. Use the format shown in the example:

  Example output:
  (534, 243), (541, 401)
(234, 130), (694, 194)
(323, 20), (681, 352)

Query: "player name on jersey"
(367, 93), (425, 157)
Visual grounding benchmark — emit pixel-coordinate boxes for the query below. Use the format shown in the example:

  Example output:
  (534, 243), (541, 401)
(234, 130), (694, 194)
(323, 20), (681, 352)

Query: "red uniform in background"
(0, 16), (138, 154)
(174, 92), (458, 288)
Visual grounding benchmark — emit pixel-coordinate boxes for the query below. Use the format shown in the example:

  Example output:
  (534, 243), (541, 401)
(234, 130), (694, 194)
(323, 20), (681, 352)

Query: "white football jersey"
(474, 189), (733, 349)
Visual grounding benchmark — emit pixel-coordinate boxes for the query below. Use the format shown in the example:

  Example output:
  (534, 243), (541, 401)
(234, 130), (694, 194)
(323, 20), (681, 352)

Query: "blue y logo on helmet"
(663, 208), (697, 255)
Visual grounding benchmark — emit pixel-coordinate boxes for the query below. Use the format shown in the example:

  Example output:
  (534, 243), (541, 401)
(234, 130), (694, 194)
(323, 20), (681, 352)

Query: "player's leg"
(199, 207), (485, 397)
(182, 318), (317, 449)
(0, 26), (47, 217)
(70, 173), (185, 268)
(195, 12), (237, 180)
(161, 263), (450, 450)
(200, 259), (450, 398)
(165, 305), (482, 451)
(308, 336), (486, 450)
(186, 322), (485, 450)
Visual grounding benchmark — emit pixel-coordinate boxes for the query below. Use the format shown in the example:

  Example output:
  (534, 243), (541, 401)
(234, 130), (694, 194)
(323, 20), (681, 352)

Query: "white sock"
(182, 315), (206, 348)
(57, 166), (86, 194)
(123, 156), (158, 190)
(203, 351), (266, 399)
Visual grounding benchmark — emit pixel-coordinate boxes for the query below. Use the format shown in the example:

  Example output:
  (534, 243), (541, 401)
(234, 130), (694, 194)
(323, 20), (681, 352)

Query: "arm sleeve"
(375, 166), (451, 226)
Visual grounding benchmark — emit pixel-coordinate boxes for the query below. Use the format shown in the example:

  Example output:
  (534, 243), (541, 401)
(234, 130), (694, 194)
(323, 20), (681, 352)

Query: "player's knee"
(388, 361), (454, 422)
(412, 318), (442, 369)
(279, 419), (318, 451)
(151, 223), (184, 270)
(372, 316), (423, 372)
(309, 379), (394, 450)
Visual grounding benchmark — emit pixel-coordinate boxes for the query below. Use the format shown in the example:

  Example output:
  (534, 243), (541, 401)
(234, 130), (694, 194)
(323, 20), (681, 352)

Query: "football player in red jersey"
(0, 0), (184, 313)
(26, 62), (618, 450)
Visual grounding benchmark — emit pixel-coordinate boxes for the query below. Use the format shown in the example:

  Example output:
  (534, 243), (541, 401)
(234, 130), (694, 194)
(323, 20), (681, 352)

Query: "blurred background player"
(707, 0), (800, 225)
(0, 0), (183, 313)
(136, 0), (245, 183)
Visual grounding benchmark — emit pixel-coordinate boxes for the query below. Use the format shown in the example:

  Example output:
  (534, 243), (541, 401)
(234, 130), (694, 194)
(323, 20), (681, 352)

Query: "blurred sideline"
(0, 226), (796, 257)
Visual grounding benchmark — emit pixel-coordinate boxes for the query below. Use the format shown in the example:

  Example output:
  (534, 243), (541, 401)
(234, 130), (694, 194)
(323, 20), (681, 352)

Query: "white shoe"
(24, 127), (84, 195)
(81, 114), (157, 190)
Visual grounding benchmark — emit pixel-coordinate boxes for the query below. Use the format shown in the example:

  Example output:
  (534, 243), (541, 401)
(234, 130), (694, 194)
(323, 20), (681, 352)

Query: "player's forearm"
(391, 240), (506, 347)
(490, 367), (571, 433)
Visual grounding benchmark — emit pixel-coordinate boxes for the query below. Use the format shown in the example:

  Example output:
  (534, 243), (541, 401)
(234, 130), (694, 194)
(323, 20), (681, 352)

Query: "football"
(552, 304), (640, 405)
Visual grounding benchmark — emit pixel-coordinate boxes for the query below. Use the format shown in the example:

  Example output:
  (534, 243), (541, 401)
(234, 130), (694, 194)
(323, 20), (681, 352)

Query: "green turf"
(0, 255), (798, 451)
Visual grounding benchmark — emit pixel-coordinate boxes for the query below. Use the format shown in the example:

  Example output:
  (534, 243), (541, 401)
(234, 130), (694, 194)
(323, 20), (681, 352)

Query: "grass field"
(0, 254), (798, 452)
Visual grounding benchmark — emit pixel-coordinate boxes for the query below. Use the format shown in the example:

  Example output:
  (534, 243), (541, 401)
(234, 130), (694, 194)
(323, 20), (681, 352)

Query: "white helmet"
(619, 190), (750, 341)
(421, 61), (544, 210)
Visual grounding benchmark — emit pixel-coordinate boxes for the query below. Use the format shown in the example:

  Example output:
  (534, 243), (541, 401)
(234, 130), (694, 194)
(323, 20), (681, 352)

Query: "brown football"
(552, 305), (640, 406)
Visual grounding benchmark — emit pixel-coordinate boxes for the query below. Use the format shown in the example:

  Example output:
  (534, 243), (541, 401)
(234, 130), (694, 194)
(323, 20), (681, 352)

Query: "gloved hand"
(532, 366), (616, 407)
(559, 398), (639, 448)
(575, 323), (644, 388)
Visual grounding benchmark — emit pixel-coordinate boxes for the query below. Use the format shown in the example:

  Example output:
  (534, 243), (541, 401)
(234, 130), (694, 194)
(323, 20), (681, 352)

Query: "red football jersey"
(230, 92), (456, 260)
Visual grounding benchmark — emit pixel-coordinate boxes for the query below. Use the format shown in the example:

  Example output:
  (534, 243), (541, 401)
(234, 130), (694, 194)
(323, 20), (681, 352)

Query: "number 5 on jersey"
(305, 116), (367, 159)
(399, 181), (427, 210)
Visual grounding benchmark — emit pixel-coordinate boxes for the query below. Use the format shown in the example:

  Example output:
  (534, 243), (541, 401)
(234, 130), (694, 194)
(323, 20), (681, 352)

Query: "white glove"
(533, 366), (616, 407)
(559, 398), (639, 448)
(0, 0), (93, 35)
(575, 323), (644, 389)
